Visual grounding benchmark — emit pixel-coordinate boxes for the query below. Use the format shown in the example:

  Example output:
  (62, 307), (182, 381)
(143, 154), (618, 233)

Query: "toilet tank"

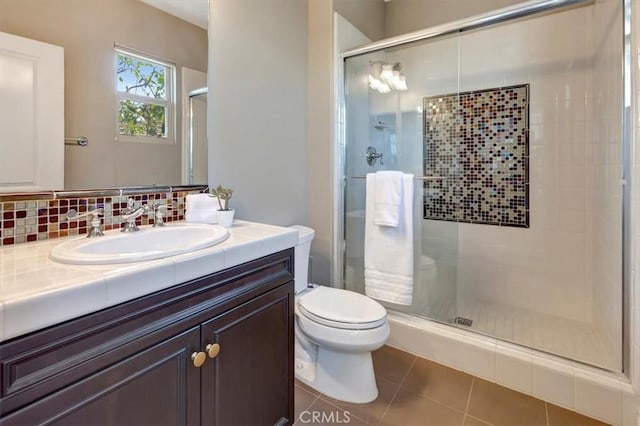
(288, 225), (315, 293)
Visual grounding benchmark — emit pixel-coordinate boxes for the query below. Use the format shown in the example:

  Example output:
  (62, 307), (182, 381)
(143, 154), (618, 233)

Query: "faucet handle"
(123, 198), (137, 213)
(67, 207), (104, 221)
(151, 201), (172, 227)
(66, 208), (104, 238)
(154, 201), (172, 212)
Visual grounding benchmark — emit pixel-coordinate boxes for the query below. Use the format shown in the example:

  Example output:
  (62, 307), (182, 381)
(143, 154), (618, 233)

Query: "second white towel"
(185, 193), (219, 224)
(374, 171), (403, 227)
(185, 209), (218, 224)
(364, 172), (414, 305)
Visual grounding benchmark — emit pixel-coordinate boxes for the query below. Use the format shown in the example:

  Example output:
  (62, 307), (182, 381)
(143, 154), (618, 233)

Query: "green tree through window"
(115, 49), (174, 141)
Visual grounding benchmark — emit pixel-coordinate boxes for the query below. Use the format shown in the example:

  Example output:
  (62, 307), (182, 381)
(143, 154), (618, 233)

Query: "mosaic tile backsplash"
(423, 84), (529, 227)
(0, 191), (196, 246)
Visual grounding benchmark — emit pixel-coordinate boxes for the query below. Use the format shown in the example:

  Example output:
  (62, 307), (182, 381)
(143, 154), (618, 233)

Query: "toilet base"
(295, 346), (379, 404)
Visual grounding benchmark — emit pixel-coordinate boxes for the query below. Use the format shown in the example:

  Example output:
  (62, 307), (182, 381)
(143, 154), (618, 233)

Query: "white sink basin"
(50, 224), (229, 265)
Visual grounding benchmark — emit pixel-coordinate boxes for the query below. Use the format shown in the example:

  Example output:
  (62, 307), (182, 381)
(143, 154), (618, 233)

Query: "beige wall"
(0, 0), (207, 189)
(208, 0), (308, 227)
(384, 0), (524, 37)
(333, 0), (385, 41)
(308, 0), (335, 285)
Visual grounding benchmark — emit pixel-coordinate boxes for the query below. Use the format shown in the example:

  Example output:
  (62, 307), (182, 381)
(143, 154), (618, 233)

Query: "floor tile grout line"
(378, 356), (479, 420)
(304, 395), (320, 419)
(313, 395), (368, 423)
(295, 385), (321, 405)
(465, 377), (476, 416)
(422, 393), (474, 417)
(465, 413), (494, 425)
(379, 355), (418, 423)
(375, 357), (489, 423)
(294, 385), (320, 424)
(293, 395), (319, 426)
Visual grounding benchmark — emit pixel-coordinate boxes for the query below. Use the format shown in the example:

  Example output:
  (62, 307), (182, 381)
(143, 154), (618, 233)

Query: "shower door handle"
(365, 146), (384, 166)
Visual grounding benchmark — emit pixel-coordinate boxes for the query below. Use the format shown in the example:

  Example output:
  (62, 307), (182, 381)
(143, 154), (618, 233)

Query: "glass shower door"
(342, 0), (623, 371)
(343, 34), (462, 325)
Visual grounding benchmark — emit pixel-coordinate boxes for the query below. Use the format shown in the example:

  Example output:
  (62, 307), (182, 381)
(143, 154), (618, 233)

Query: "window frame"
(114, 46), (176, 144)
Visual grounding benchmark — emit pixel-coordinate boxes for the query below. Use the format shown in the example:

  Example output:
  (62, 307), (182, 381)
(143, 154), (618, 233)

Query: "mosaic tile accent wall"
(423, 84), (529, 227)
(0, 191), (196, 246)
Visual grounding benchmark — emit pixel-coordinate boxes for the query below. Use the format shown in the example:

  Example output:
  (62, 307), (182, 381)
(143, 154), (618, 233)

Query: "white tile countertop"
(0, 220), (298, 342)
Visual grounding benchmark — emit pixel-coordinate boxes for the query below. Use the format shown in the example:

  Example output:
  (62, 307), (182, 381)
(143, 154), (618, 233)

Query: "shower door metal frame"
(621, 0), (632, 378)
(335, 0), (631, 375)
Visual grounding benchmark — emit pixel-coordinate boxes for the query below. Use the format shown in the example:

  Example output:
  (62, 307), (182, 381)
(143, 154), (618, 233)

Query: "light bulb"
(378, 83), (391, 94)
(380, 64), (394, 82)
(369, 62), (383, 79)
(396, 75), (408, 91)
(368, 74), (376, 89)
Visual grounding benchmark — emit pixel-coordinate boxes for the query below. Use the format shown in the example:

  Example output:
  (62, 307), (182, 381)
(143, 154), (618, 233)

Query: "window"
(115, 47), (175, 143)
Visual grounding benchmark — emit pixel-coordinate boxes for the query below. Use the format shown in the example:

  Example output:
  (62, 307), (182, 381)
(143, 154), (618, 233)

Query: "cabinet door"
(1, 327), (201, 426)
(201, 284), (294, 426)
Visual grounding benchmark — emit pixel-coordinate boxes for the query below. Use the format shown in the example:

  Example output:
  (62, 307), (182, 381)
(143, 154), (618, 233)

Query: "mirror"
(0, 0), (208, 189)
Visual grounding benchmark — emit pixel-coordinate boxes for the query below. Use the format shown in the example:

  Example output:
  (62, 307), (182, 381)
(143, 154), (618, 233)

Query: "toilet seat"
(298, 286), (387, 330)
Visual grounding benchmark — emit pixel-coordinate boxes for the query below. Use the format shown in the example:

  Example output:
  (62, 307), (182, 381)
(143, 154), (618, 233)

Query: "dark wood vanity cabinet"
(0, 249), (295, 426)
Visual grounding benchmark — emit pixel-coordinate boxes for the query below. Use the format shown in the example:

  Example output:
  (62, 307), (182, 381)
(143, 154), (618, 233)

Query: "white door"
(0, 32), (64, 192)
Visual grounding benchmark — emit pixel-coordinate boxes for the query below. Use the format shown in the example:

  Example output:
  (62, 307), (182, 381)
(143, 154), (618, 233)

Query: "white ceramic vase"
(217, 209), (235, 228)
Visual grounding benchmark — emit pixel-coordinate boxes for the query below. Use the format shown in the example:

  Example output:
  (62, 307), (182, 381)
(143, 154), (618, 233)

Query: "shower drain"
(453, 316), (473, 327)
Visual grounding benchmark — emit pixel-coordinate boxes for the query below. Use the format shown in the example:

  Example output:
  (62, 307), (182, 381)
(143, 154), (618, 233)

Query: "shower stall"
(340, 0), (627, 372)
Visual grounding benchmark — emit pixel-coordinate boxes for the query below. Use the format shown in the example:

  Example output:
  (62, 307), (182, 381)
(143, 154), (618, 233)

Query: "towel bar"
(348, 175), (444, 181)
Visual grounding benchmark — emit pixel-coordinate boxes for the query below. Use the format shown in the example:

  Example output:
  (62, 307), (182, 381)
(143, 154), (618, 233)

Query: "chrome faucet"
(67, 208), (104, 238)
(150, 202), (172, 227)
(121, 198), (150, 233)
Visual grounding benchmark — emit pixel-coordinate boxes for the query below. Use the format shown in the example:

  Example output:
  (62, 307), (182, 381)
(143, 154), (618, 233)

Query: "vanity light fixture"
(368, 61), (408, 93)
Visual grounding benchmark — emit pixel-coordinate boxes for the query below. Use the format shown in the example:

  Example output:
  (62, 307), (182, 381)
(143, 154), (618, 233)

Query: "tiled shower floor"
(294, 346), (609, 425)
(419, 298), (618, 371)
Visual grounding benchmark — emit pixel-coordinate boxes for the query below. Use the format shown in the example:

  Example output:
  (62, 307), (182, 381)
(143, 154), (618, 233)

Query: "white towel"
(186, 193), (219, 210)
(365, 173), (414, 305)
(185, 208), (218, 224)
(186, 194), (219, 224)
(374, 171), (403, 227)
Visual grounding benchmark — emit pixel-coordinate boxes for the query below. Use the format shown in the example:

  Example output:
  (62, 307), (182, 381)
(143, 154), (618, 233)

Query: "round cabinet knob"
(191, 351), (207, 368)
(206, 343), (221, 359)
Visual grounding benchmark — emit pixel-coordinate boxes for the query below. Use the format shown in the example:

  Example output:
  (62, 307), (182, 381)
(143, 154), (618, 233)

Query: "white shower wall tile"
(620, 0), (640, 410)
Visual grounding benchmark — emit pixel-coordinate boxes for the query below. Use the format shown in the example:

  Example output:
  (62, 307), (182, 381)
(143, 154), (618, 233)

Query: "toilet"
(290, 225), (389, 404)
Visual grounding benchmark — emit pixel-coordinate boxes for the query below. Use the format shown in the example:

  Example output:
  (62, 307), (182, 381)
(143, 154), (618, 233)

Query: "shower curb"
(386, 311), (639, 426)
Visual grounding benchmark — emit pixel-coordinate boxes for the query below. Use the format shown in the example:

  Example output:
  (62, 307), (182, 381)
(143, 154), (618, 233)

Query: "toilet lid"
(298, 286), (387, 330)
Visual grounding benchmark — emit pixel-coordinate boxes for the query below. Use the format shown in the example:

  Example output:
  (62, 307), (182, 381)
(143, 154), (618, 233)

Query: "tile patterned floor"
(294, 346), (610, 426)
